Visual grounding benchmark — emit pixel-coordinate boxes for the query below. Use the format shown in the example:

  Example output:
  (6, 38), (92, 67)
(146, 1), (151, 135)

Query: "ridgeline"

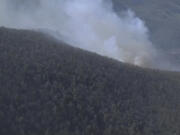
(0, 27), (180, 135)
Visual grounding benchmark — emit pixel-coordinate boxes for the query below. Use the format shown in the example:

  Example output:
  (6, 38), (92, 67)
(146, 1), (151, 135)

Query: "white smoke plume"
(0, 0), (160, 68)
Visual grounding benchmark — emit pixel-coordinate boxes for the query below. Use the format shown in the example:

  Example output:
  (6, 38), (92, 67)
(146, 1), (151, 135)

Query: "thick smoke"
(0, 0), (166, 68)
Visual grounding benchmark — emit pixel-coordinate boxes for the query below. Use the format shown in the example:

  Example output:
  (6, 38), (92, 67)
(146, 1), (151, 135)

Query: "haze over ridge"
(0, 0), (178, 70)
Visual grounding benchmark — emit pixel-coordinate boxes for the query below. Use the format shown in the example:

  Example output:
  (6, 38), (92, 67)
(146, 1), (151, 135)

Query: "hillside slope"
(0, 27), (180, 135)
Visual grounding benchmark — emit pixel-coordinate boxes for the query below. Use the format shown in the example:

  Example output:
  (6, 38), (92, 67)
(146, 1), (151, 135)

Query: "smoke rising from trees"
(0, 0), (178, 70)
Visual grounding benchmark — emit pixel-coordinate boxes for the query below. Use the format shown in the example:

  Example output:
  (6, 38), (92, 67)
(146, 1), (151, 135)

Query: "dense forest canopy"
(0, 0), (180, 135)
(0, 27), (180, 135)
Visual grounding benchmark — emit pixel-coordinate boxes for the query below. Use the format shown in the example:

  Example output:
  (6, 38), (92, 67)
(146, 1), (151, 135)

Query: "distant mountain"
(0, 27), (180, 135)
(112, 0), (180, 64)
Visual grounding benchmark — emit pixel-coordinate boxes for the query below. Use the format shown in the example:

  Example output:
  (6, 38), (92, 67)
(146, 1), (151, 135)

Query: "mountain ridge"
(0, 27), (180, 135)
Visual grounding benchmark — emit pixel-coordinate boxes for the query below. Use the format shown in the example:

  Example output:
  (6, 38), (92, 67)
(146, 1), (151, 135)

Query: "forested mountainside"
(0, 27), (180, 135)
